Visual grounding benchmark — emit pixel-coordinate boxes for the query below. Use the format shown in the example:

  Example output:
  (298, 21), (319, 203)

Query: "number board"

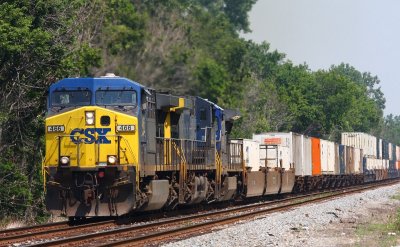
(117, 125), (135, 132)
(47, 125), (65, 133)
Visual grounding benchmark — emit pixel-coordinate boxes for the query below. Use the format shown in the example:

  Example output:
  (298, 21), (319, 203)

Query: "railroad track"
(0, 219), (116, 246)
(3, 179), (399, 247)
(0, 221), (68, 241)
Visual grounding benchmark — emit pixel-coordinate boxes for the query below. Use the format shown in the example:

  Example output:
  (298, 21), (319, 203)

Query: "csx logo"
(70, 128), (111, 144)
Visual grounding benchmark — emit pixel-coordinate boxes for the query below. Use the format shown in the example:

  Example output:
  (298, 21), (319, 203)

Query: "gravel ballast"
(163, 183), (400, 247)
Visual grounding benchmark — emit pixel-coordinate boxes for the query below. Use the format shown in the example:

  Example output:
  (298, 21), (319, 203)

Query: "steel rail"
(0, 221), (68, 238)
(0, 219), (115, 246)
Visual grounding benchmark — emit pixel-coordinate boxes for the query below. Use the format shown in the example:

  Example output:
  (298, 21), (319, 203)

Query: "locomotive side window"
(200, 108), (207, 121)
(96, 90), (137, 106)
(51, 90), (91, 107)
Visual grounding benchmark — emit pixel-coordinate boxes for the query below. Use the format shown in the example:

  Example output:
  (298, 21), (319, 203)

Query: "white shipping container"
(367, 158), (374, 170)
(230, 139), (260, 171)
(320, 140), (336, 174)
(341, 132), (377, 158)
(278, 146), (291, 170)
(365, 158), (390, 170)
(259, 145), (291, 170)
(384, 159), (389, 169)
(397, 146), (400, 162)
(253, 132), (312, 176)
(377, 139), (382, 159)
(353, 148), (363, 174)
(365, 158), (376, 170)
(243, 139), (259, 171)
(302, 136), (312, 176)
(334, 143), (340, 174)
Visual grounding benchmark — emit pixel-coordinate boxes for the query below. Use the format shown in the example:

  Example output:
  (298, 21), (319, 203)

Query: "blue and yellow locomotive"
(43, 74), (242, 217)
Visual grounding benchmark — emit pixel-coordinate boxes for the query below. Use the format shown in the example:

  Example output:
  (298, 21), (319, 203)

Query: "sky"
(242, 0), (400, 116)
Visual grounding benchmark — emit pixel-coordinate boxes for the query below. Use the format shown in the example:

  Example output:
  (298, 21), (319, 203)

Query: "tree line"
(0, 0), (397, 222)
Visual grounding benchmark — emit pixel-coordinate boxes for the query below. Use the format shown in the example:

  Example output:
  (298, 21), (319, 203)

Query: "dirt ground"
(311, 195), (400, 247)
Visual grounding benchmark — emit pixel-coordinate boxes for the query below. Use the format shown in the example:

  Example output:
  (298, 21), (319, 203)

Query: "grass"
(390, 193), (400, 201)
(356, 221), (397, 247)
(354, 192), (400, 247)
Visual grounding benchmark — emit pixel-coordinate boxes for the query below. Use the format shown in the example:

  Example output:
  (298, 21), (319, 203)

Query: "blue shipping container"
(339, 145), (346, 174)
(376, 138), (381, 159)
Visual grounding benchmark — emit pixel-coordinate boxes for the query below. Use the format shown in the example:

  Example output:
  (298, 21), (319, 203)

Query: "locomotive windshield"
(51, 90), (91, 107)
(95, 90), (137, 106)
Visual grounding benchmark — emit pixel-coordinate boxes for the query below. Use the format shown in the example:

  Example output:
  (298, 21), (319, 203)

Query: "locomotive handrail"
(155, 137), (208, 143)
(119, 136), (137, 165)
(155, 137), (216, 171)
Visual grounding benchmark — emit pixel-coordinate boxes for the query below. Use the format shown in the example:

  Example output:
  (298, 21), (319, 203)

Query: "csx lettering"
(70, 128), (111, 144)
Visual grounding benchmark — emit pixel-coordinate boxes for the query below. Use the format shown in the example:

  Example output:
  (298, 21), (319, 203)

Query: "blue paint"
(49, 77), (146, 149)
(214, 107), (223, 151)
(195, 97), (224, 150)
(376, 138), (380, 159)
(339, 145), (346, 174)
(382, 140), (389, 159)
(70, 128), (111, 144)
(362, 157), (367, 173)
(48, 77), (144, 116)
(195, 97), (210, 141)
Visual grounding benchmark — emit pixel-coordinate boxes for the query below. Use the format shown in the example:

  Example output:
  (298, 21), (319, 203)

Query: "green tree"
(382, 114), (400, 144)
(223, 0), (257, 32)
(0, 0), (147, 221)
(330, 63), (386, 112)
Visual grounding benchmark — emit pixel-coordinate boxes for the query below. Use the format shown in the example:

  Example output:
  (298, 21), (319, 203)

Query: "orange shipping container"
(312, 137), (321, 175)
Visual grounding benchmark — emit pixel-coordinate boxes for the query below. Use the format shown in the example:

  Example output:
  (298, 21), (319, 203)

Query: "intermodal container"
(382, 140), (389, 160)
(302, 136), (312, 176)
(389, 159), (396, 170)
(320, 140), (336, 174)
(363, 157), (367, 172)
(230, 139), (260, 171)
(364, 158), (387, 170)
(376, 138), (381, 159)
(345, 146), (355, 174)
(384, 159), (390, 169)
(396, 146), (400, 162)
(311, 138), (321, 175)
(252, 132), (312, 176)
(334, 143), (340, 174)
(354, 148), (363, 174)
(258, 143), (291, 170)
(339, 145), (346, 174)
(341, 132), (377, 158)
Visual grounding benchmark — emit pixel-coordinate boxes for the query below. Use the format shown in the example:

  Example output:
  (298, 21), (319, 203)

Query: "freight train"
(42, 74), (400, 218)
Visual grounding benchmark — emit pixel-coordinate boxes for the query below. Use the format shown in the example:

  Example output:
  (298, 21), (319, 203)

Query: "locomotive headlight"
(60, 156), (70, 165)
(107, 155), (117, 165)
(85, 111), (95, 125)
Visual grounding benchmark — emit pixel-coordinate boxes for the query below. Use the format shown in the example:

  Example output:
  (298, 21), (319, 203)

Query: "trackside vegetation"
(0, 0), (399, 223)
